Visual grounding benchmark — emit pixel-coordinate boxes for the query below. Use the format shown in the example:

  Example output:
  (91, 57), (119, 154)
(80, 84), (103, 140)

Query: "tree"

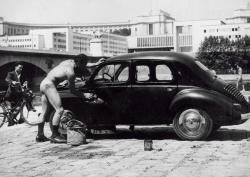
(111, 28), (131, 36)
(197, 36), (250, 74)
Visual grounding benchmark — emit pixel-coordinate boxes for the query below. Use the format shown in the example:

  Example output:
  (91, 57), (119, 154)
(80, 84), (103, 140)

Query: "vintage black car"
(58, 51), (250, 140)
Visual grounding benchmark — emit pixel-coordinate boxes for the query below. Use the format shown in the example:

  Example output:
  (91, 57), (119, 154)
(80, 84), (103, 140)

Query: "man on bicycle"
(36, 54), (105, 143)
(5, 62), (28, 126)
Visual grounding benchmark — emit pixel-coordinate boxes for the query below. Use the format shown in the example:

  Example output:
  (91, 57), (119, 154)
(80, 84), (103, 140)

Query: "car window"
(94, 63), (130, 83)
(116, 66), (129, 82)
(136, 65), (150, 82)
(155, 64), (173, 81)
(94, 64), (121, 82)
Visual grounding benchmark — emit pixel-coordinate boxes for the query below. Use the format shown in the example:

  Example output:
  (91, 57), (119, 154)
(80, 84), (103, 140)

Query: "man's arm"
(5, 72), (13, 85)
(86, 58), (106, 67)
(5, 72), (19, 86)
(68, 76), (95, 100)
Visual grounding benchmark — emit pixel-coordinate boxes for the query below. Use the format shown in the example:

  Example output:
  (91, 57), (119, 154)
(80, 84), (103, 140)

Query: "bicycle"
(0, 86), (41, 128)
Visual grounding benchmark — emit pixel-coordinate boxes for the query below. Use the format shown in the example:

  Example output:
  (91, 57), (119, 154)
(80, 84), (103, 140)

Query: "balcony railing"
(127, 35), (174, 48)
(178, 34), (192, 47)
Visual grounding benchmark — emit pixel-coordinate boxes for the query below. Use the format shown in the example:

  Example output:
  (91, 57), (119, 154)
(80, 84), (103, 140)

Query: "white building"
(30, 28), (92, 54)
(174, 4), (250, 53)
(90, 32), (128, 57)
(0, 3), (250, 55)
(226, 3), (250, 24)
(0, 34), (44, 49)
(0, 28), (128, 56)
(174, 20), (224, 53)
(127, 10), (175, 52)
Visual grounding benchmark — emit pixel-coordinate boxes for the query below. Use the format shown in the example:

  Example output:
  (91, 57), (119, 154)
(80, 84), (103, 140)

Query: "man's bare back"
(46, 60), (75, 85)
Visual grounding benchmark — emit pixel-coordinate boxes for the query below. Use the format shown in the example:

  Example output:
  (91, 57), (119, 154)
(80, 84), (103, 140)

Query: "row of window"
(206, 35), (242, 39)
(7, 28), (29, 35)
(54, 38), (66, 43)
(73, 41), (88, 45)
(204, 27), (239, 33)
(103, 45), (127, 50)
(8, 39), (32, 42)
(73, 26), (129, 31)
(9, 44), (36, 48)
(53, 33), (66, 37)
(73, 36), (90, 40)
(73, 46), (88, 51)
(94, 63), (173, 83)
(54, 44), (66, 49)
(104, 50), (127, 54)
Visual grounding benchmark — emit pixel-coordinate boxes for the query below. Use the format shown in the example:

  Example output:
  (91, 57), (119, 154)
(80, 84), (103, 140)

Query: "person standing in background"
(236, 64), (245, 91)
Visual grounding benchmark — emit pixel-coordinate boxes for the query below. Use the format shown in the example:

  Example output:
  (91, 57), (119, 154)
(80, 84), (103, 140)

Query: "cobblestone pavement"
(1, 115), (250, 177)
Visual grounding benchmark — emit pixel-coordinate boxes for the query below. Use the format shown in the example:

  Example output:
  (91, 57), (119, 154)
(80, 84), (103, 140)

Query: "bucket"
(67, 120), (87, 146)
(59, 110), (75, 135)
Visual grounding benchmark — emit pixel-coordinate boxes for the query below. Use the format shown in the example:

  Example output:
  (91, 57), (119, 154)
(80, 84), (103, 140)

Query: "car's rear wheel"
(173, 108), (213, 140)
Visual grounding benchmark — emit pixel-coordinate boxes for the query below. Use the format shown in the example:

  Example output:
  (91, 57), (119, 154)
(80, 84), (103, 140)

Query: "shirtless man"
(36, 54), (104, 143)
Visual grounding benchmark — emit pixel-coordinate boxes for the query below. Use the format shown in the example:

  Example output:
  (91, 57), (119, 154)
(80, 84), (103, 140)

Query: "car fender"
(169, 88), (234, 123)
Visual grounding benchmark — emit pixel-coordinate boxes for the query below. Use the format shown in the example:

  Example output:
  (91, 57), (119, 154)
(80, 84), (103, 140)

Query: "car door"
(130, 60), (178, 124)
(88, 61), (132, 125)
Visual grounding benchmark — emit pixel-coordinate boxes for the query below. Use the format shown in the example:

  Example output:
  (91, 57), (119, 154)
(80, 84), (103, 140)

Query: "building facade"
(0, 34), (44, 49)
(90, 32), (128, 57)
(0, 4), (250, 55)
(0, 27), (128, 57)
(30, 28), (92, 54)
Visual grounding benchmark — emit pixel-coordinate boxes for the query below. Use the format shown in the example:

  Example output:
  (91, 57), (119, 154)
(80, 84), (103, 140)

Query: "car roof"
(107, 51), (197, 65)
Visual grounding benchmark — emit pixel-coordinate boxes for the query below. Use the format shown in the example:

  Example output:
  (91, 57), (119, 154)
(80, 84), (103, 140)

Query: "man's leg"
(36, 94), (50, 142)
(45, 87), (65, 143)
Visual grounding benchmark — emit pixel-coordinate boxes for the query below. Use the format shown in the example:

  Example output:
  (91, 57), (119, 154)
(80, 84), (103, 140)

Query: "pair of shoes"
(18, 118), (25, 124)
(36, 135), (50, 142)
(50, 135), (67, 144)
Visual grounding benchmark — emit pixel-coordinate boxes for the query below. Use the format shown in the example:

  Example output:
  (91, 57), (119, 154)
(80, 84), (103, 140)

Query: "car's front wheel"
(173, 108), (213, 140)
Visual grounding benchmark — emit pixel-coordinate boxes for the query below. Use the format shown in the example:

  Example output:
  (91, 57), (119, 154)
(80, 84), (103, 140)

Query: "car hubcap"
(178, 109), (206, 136)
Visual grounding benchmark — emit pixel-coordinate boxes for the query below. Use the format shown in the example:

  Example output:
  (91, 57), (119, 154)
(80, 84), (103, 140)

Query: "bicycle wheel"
(20, 101), (42, 126)
(0, 103), (7, 128)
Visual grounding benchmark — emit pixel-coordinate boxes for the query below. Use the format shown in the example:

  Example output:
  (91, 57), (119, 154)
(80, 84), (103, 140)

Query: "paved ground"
(1, 114), (250, 177)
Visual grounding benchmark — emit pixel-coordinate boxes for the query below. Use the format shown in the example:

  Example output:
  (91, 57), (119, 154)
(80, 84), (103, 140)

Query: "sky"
(0, 0), (249, 24)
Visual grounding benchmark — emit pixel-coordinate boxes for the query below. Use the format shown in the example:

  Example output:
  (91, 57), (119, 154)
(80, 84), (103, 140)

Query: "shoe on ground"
(36, 134), (50, 142)
(8, 122), (15, 126)
(18, 118), (25, 124)
(50, 135), (67, 144)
